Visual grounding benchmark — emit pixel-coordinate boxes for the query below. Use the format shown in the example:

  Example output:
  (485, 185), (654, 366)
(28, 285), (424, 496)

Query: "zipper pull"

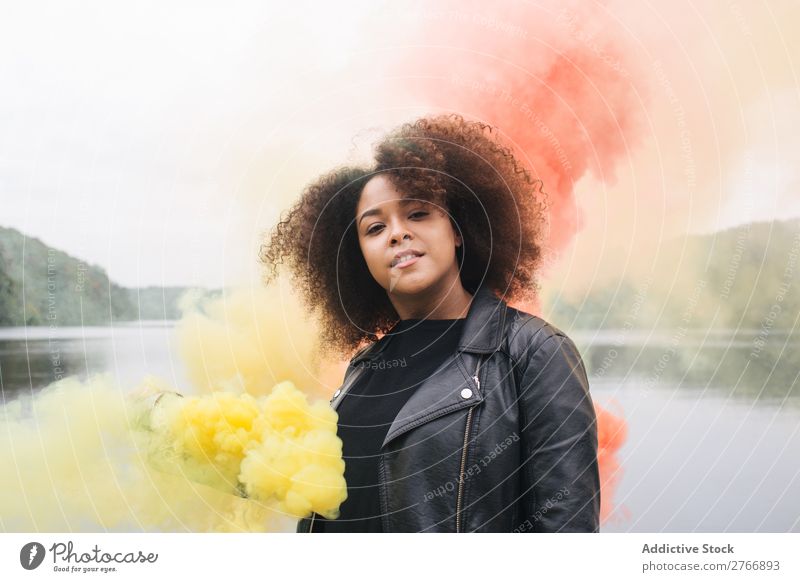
(472, 358), (482, 392)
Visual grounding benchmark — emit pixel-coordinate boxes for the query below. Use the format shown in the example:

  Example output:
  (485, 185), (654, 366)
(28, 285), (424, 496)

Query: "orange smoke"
(357, 0), (642, 525)
(595, 402), (628, 523)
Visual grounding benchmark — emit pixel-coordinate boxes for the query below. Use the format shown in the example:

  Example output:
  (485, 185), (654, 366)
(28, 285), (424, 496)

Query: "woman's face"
(355, 175), (462, 298)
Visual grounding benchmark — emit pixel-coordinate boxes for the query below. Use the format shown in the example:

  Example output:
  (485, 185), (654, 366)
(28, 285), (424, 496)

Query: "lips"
(391, 250), (424, 268)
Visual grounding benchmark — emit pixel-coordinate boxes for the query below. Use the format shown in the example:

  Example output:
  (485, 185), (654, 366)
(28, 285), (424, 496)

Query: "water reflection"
(0, 322), (190, 400)
(572, 329), (799, 405)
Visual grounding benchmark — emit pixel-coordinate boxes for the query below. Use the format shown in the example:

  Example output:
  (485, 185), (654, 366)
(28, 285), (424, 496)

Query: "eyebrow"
(358, 208), (382, 226)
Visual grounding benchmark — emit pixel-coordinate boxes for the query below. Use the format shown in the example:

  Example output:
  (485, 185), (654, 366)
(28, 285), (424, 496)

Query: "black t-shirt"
(315, 317), (467, 532)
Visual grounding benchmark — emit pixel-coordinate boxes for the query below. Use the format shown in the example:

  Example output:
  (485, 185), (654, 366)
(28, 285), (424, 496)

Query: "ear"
(450, 217), (462, 247)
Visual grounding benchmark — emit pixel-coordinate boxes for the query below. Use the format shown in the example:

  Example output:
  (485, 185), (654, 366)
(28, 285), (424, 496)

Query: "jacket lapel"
(379, 285), (509, 448)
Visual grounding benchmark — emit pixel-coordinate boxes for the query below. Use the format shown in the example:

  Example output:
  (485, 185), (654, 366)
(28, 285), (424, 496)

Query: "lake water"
(0, 322), (193, 397)
(1, 324), (798, 532)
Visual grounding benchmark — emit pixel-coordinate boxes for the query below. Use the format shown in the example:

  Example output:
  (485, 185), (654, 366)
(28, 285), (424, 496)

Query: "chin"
(386, 273), (437, 296)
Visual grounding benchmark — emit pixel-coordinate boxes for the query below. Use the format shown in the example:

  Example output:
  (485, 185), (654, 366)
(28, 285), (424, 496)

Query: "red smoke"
(381, 0), (643, 524)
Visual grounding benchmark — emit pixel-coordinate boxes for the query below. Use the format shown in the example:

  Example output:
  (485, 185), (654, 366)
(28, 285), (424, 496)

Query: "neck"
(389, 277), (473, 321)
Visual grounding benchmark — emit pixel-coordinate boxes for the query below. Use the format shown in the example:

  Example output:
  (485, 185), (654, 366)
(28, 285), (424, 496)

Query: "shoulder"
(350, 342), (374, 361)
(502, 305), (580, 364)
(347, 333), (388, 365)
(501, 306), (590, 397)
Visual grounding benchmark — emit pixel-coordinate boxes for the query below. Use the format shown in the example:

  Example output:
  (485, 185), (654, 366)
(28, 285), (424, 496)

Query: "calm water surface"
(1, 324), (797, 532)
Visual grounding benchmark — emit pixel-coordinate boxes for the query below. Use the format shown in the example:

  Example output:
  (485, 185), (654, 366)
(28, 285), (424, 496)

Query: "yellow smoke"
(0, 280), (347, 532)
(139, 382), (346, 521)
(174, 282), (332, 400)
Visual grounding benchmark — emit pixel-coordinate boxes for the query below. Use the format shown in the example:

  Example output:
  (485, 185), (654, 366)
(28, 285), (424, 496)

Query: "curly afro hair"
(260, 113), (549, 359)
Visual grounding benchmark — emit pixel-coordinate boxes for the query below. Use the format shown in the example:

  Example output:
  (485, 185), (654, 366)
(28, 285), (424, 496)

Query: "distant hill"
(0, 226), (218, 326)
(545, 217), (800, 332)
(544, 218), (800, 397)
(4, 217), (797, 331)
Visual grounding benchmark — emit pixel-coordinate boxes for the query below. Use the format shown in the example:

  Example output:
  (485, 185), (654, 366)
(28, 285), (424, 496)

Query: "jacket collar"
(350, 284), (508, 365)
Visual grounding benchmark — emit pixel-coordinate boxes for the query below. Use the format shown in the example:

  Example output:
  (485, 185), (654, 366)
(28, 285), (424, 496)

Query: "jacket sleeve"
(514, 332), (600, 532)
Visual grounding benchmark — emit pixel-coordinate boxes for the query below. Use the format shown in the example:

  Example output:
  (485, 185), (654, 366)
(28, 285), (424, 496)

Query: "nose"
(389, 225), (411, 245)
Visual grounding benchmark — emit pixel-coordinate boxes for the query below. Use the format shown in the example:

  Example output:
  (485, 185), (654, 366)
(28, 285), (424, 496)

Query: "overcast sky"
(0, 1), (379, 288)
(2, 1), (798, 289)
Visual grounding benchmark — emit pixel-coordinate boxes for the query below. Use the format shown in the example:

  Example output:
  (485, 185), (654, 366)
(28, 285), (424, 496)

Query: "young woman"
(261, 114), (600, 533)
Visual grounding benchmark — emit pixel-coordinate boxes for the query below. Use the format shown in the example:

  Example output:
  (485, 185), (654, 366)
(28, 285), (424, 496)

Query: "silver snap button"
(333, 389), (341, 398)
(460, 388), (473, 399)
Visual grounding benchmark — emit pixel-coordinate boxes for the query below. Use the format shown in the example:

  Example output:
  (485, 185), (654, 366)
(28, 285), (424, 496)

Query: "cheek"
(430, 247), (457, 268)
(427, 225), (458, 258)
(358, 238), (386, 273)
(419, 245), (456, 274)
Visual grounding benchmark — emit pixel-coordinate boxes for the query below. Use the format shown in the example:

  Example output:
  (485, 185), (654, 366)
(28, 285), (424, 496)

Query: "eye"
(364, 210), (427, 236)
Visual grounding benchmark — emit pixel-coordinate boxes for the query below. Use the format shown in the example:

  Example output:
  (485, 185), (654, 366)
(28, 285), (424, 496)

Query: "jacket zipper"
(311, 353), (483, 533)
(456, 357), (482, 533)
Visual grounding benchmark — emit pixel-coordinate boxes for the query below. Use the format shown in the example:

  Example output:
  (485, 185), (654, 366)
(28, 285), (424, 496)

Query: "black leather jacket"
(297, 284), (600, 533)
